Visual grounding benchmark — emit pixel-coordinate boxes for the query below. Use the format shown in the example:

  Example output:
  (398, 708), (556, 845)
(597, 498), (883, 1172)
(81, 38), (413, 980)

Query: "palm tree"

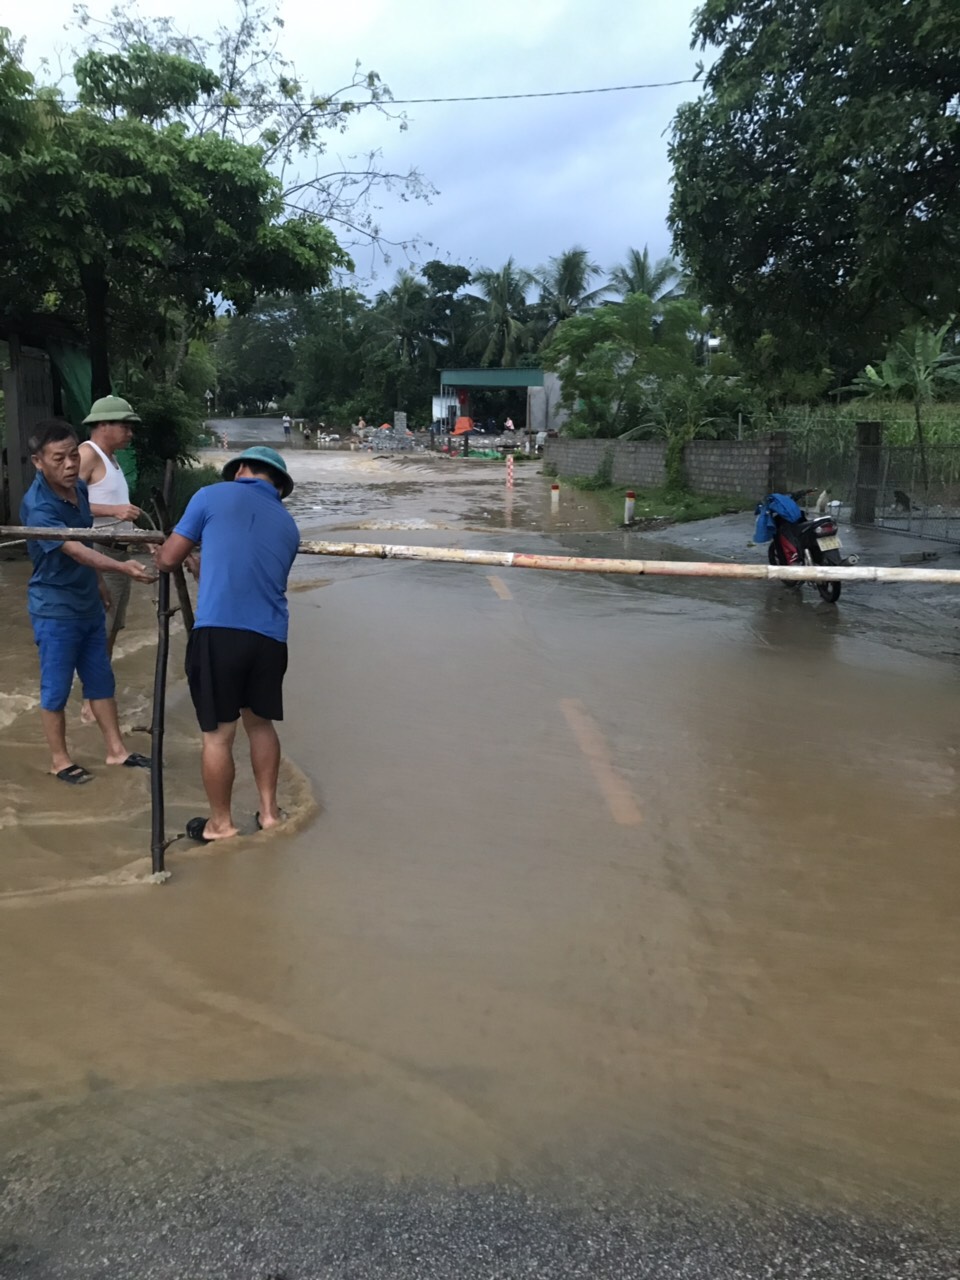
(534, 245), (608, 344)
(373, 269), (434, 368)
(365, 269), (436, 408)
(609, 245), (683, 305)
(467, 258), (535, 367)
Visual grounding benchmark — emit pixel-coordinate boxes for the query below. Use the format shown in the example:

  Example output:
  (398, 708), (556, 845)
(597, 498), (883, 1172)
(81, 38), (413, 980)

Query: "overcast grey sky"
(16, 0), (704, 285)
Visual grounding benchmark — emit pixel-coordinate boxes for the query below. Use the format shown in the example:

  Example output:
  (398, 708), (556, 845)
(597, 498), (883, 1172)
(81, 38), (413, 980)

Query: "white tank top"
(84, 439), (133, 530)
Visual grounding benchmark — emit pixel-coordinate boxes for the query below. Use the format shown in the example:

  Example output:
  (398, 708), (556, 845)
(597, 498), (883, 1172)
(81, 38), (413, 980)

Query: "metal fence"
(780, 429), (960, 543)
(870, 444), (960, 542)
(782, 435), (858, 506)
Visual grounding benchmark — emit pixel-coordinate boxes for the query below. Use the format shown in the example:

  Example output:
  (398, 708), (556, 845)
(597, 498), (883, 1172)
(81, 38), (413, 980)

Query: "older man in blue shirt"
(21, 419), (156, 784)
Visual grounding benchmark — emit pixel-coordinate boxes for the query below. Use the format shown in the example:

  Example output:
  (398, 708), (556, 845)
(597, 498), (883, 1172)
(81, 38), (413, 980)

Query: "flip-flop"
(120, 753), (151, 769)
(185, 817), (212, 844)
(54, 764), (93, 785)
(254, 810), (289, 831)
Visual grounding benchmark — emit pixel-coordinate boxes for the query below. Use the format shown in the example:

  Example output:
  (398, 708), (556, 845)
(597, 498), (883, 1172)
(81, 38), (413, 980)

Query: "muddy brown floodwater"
(1, 434), (958, 1274)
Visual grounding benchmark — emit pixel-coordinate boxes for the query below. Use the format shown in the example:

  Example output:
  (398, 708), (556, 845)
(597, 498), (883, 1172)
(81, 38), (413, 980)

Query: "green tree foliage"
(669, 0), (960, 385)
(214, 297), (303, 411)
(358, 262), (485, 416)
(608, 245), (682, 306)
(846, 319), (960, 488)
(1, 0), (432, 411)
(373, 271), (435, 371)
(0, 33), (345, 397)
(542, 294), (699, 436)
(543, 293), (746, 487)
(467, 259), (535, 367)
(288, 289), (371, 420)
(71, 0), (433, 257)
(421, 260), (476, 366)
(533, 246), (607, 344)
(0, 30), (55, 315)
(212, 260), (479, 424)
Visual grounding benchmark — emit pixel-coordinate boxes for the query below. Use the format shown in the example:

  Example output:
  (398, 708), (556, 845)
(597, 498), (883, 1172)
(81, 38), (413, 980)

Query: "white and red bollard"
(506, 453), (514, 489)
(550, 482), (560, 513)
(624, 491), (636, 524)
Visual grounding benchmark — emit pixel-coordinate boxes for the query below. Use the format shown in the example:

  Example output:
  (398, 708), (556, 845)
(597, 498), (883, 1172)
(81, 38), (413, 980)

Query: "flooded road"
(1, 429), (958, 1275)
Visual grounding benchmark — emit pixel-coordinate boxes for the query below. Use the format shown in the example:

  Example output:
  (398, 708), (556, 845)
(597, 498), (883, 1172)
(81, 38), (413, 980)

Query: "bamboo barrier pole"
(3, 526), (960, 584)
(0, 527), (164, 545)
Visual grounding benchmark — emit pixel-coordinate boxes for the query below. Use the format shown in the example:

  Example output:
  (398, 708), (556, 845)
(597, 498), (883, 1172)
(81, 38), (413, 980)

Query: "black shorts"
(186, 626), (288, 733)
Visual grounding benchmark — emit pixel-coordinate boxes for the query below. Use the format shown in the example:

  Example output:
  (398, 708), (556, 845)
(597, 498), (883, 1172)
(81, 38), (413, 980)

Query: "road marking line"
(487, 574), (513, 600)
(560, 698), (643, 827)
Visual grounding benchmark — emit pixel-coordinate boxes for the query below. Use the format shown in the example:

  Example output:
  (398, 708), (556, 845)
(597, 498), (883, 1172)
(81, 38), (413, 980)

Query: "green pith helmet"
(82, 395), (141, 425)
(221, 445), (294, 499)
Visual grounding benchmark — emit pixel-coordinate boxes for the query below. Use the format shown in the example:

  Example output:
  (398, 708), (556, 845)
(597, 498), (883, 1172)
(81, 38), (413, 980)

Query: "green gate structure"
(438, 368), (563, 437)
(440, 369), (545, 390)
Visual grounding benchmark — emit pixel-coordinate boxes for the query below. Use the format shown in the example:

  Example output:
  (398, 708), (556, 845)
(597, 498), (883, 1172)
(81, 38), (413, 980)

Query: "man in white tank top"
(78, 396), (143, 722)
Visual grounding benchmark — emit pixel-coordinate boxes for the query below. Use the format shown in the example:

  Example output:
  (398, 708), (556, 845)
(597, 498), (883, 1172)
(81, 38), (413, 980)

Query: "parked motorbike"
(765, 489), (846, 603)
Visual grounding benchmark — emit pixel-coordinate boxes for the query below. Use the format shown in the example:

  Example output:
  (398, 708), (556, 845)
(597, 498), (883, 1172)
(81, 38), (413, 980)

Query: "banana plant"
(846, 319), (960, 492)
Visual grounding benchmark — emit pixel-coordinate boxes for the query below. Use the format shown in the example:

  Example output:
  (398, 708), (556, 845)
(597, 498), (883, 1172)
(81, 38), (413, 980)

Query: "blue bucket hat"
(221, 446), (294, 499)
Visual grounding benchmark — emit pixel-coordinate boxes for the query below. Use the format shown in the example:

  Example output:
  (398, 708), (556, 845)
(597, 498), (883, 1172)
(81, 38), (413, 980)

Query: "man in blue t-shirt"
(20, 419), (156, 784)
(153, 446), (300, 843)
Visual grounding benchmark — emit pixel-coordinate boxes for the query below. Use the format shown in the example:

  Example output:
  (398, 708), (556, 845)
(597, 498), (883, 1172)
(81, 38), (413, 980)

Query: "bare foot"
(187, 816), (239, 842)
(204, 824), (240, 841)
(80, 701), (96, 725)
(256, 809), (288, 831)
(104, 751), (150, 768)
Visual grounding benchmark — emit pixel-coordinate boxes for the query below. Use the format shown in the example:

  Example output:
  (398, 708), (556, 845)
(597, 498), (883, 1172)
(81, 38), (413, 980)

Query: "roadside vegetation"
(1, 0), (957, 498)
(564, 477), (748, 527)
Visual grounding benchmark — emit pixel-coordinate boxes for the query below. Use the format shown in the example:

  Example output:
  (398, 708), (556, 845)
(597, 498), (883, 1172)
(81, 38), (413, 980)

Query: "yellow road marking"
(559, 698), (643, 827)
(487, 574), (513, 600)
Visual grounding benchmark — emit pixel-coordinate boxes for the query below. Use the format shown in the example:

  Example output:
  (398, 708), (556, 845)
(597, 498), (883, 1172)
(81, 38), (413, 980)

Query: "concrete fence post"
(767, 432), (788, 494)
(853, 421), (883, 525)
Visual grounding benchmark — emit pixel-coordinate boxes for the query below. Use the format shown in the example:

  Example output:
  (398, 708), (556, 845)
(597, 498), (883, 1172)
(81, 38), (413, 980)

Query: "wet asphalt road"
(4, 1156), (955, 1278)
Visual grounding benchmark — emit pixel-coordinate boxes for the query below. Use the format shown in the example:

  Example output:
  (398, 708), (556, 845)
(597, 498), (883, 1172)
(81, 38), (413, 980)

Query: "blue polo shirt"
(175, 478), (300, 643)
(20, 474), (102, 620)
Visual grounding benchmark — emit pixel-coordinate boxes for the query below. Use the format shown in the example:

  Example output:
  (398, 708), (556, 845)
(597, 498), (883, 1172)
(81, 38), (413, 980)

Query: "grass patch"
(565, 472), (611, 491)
(565, 477), (750, 525)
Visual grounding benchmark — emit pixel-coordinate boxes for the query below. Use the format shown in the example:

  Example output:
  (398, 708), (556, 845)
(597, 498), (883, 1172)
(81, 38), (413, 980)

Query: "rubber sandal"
(54, 764), (93, 785)
(121, 753), (151, 769)
(185, 817), (212, 844)
(254, 809), (288, 831)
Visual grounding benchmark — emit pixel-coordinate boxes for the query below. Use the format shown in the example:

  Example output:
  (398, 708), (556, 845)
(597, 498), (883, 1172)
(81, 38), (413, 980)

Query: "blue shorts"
(31, 615), (116, 711)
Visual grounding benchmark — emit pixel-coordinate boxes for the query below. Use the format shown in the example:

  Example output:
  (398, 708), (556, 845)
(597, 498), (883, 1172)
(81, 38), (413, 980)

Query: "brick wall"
(543, 439), (667, 487)
(543, 435), (786, 499)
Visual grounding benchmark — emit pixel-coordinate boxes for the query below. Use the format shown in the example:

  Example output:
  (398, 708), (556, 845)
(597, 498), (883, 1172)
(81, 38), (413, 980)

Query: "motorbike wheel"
(816, 551), (842, 603)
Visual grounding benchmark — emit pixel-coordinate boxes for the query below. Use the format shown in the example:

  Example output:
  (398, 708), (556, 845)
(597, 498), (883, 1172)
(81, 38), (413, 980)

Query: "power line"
(54, 77), (699, 111)
(369, 79), (698, 105)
